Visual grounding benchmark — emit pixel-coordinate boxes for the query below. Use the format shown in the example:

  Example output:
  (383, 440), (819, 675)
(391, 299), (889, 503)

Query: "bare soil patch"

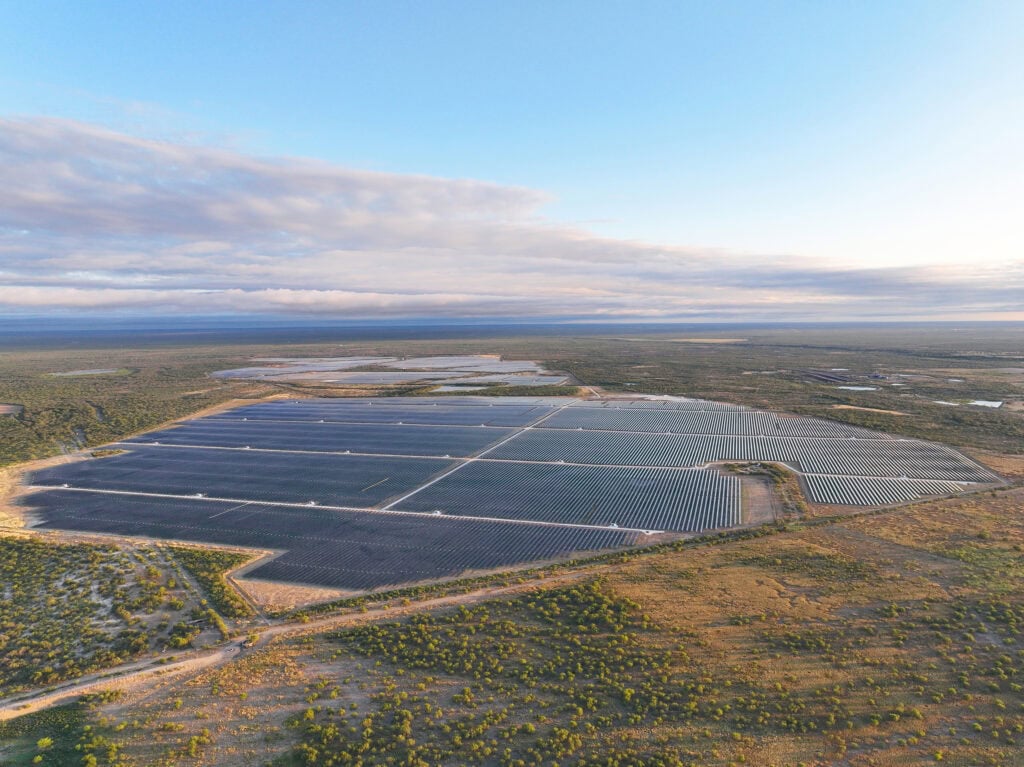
(740, 475), (777, 525)
(832, 404), (908, 416)
(237, 576), (352, 612)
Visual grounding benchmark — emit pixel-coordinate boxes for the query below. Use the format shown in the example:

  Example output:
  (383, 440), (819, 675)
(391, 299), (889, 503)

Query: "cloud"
(0, 116), (1021, 320)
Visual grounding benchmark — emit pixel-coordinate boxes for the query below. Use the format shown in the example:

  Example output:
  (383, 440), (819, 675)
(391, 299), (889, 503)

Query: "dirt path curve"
(0, 570), (587, 722)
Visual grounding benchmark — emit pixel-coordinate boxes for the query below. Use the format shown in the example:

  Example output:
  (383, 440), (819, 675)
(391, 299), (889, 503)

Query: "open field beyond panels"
(20, 396), (999, 592)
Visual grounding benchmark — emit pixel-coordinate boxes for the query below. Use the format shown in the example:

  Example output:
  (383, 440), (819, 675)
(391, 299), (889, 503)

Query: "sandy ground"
(0, 643), (239, 722)
(0, 569), (592, 722)
(236, 576), (353, 613)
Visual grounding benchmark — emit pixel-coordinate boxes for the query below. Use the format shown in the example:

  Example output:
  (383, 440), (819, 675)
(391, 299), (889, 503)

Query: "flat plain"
(1, 325), (1022, 767)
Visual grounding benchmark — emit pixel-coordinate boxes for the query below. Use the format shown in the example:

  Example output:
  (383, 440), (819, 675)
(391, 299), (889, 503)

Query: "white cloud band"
(1, 117), (1021, 320)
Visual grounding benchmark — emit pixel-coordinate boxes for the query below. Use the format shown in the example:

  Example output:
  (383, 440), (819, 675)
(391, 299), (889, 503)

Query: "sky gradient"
(1, 1), (1022, 321)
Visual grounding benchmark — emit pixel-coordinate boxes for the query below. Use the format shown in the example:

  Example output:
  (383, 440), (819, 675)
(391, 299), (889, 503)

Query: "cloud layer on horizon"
(1, 117), (1021, 321)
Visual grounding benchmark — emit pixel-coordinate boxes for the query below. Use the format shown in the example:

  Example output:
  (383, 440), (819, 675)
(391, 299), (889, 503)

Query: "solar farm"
(20, 394), (999, 592)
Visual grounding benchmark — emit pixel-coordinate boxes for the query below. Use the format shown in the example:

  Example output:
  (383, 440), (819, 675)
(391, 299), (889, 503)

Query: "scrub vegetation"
(0, 347), (273, 467)
(0, 535), (224, 698)
(8, 486), (1024, 766)
(165, 546), (255, 620)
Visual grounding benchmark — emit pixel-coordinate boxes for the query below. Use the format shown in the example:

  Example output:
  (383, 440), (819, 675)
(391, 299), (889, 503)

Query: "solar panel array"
(394, 462), (740, 531)
(290, 371), (467, 384)
(802, 475), (968, 506)
(25, 490), (638, 591)
(211, 398), (559, 426)
(21, 395), (996, 591)
(31, 447), (454, 507)
(484, 428), (993, 483)
(380, 356), (544, 372)
(454, 374), (570, 386)
(211, 357), (397, 379)
(543, 407), (883, 438)
(122, 420), (514, 458)
(568, 397), (749, 411)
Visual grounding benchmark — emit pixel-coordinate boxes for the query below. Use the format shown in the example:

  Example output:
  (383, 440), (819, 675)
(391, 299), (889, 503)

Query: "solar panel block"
(30, 447), (455, 508)
(394, 462), (740, 532)
(26, 490), (639, 590)
(122, 420), (514, 458)
(802, 475), (968, 505)
(488, 428), (995, 482)
(20, 393), (998, 593)
(211, 400), (553, 427)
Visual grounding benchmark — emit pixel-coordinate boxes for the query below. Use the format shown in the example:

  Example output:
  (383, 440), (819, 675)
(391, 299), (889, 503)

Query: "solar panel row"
(253, 523), (634, 590)
(32, 447), (454, 507)
(26, 490), (638, 591)
(211, 357), (396, 379)
(568, 398), (748, 411)
(211, 400), (552, 427)
(380, 356), (544, 372)
(541, 407), (885, 438)
(802, 475), (967, 506)
(122, 420), (513, 458)
(394, 462), (740, 532)
(272, 371), (467, 383)
(486, 429), (995, 482)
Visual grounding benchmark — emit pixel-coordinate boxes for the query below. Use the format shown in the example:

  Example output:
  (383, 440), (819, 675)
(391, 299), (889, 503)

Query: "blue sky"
(0, 1), (1021, 320)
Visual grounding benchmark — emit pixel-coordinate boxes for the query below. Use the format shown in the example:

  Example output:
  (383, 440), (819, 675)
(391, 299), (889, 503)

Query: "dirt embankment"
(236, 577), (353, 613)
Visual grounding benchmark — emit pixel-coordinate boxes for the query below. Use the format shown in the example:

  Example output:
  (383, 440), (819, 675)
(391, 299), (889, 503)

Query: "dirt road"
(0, 570), (586, 722)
